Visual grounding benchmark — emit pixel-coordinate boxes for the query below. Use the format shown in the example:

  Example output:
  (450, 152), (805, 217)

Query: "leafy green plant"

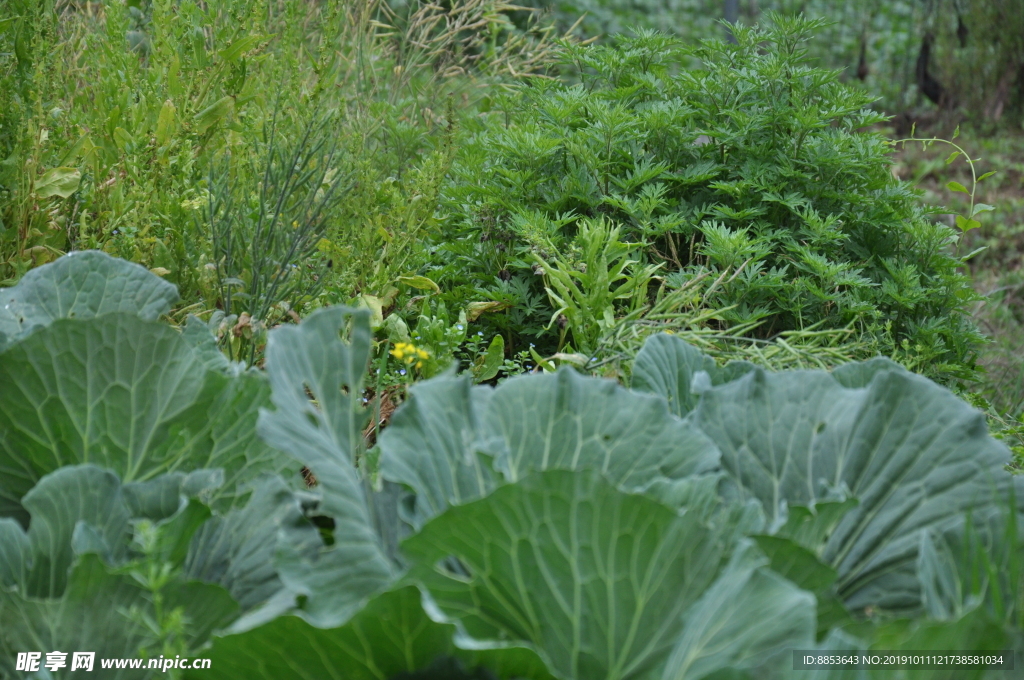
(890, 129), (1024, 460)
(511, 0), (1024, 129)
(1, 252), (1021, 679)
(0, 0), (558, 327)
(896, 126), (998, 242)
(440, 16), (984, 380)
(535, 217), (660, 355)
(205, 110), (348, 364)
(0, 252), (291, 520)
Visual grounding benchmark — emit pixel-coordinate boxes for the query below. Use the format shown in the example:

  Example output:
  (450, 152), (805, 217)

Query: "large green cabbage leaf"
(634, 334), (1013, 613)
(191, 584), (555, 680)
(0, 254), (289, 521)
(379, 368), (720, 528)
(631, 333), (755, 417)
(403, 469), (814, 680)
(4, 258), (1015, 680)
(0, 251), (178, 350)
(0, 313), (284, 522)
(255, 306), (396, 628)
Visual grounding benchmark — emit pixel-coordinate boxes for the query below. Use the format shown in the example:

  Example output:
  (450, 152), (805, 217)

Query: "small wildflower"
(391, 342), (431, 370)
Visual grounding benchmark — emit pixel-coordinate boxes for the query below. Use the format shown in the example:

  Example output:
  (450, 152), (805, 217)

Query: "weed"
(439, 16), (984, 380)
(205, 108), (348, 364)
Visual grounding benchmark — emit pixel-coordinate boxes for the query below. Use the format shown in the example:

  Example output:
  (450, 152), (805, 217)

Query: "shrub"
(0, 253), (1020, 679)
(438, 16), (983, 379)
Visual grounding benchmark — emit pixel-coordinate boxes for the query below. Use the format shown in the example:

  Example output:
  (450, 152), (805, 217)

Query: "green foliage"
(0, 253), (287, 523)
(0, 466), (240, 678)
(205, 110), (348, 364)
(0, 0), (555, 348)
(535, 218), (660, 356)
(896, 126), (998, 239)
(440, 17), (983, 379)
(893, 131), (1024, 462)
(513, 0), (1024, 129)
(1, 254), (1021, 679)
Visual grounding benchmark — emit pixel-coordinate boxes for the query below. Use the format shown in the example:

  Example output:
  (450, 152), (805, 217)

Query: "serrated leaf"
(33, 166), (81, 199)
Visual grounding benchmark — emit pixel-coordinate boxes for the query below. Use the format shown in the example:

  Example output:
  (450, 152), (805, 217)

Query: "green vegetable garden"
(2, 0), (1024, 678)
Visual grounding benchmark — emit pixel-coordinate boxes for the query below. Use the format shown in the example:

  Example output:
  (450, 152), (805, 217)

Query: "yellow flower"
(391, 342), (430, 369)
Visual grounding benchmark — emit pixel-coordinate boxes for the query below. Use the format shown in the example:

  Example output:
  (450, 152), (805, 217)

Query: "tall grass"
(0, 0), (559, 309)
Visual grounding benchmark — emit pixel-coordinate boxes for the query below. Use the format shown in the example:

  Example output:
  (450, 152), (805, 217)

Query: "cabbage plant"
(0, 253), (1020, 679)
